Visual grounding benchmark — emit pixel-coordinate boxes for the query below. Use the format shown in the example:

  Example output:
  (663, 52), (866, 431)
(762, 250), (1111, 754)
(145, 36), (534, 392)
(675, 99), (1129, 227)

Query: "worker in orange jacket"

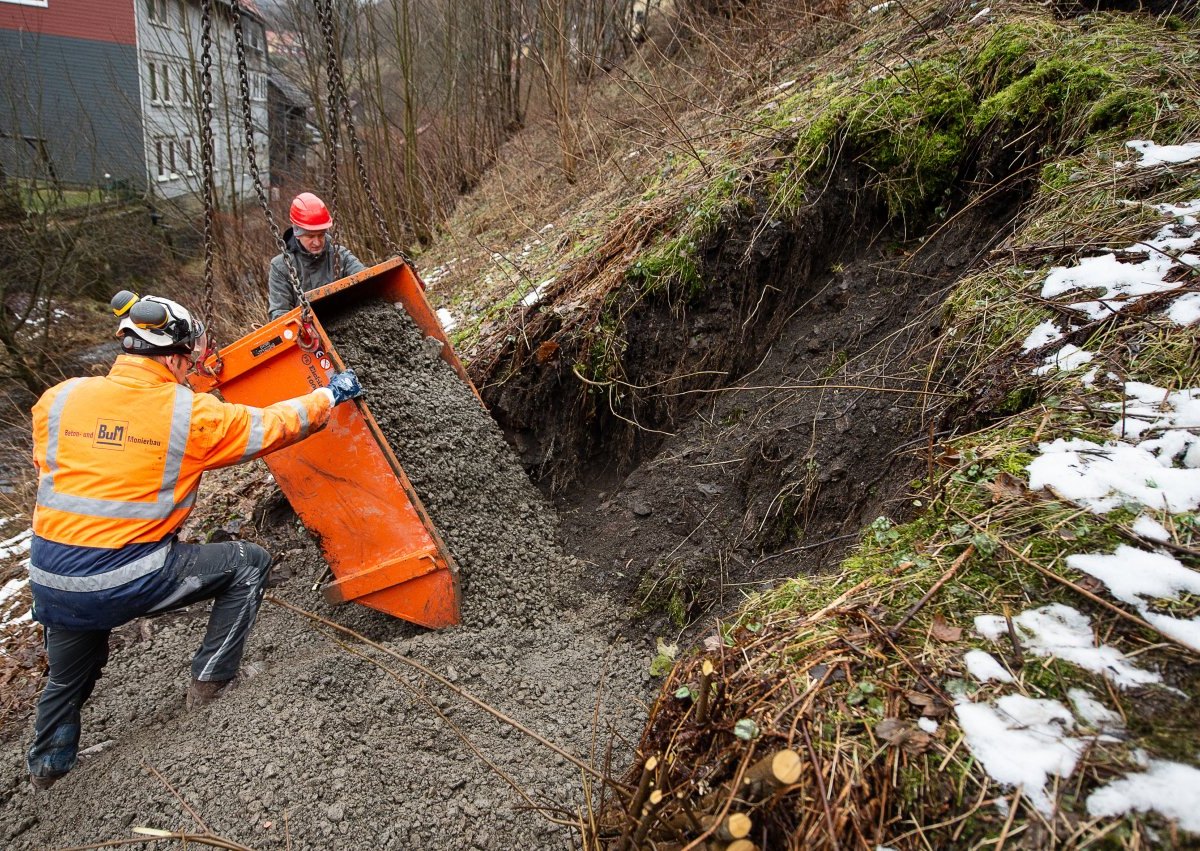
(26, 291), (364, 790)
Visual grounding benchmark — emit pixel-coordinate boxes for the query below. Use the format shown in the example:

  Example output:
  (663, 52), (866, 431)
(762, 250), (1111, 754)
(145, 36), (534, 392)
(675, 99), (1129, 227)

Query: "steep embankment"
(0, 1), (1196, 849)
(424, 0), (1200, 847)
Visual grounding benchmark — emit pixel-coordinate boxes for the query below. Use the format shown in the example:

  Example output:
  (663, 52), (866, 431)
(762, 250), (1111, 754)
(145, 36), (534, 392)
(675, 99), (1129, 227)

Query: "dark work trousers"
(27, 540), (271, 779)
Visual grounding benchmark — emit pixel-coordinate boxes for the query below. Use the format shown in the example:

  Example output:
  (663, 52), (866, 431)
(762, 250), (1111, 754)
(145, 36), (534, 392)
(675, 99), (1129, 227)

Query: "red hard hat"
(289, 192), (333, 231)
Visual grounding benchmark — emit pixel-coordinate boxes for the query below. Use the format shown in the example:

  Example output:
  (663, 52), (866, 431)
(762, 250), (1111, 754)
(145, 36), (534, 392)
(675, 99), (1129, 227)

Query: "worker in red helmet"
(267, 192), (366, 320)
(24, 290), (365, 790)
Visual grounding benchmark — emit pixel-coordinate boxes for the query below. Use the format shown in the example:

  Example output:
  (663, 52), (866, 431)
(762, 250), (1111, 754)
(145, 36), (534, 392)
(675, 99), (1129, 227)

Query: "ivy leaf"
(733, 718), (760, 741)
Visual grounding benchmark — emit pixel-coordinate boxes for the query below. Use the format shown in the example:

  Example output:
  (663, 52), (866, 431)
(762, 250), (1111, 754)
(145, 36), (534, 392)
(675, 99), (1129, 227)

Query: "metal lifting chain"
(230, 7), (311, 326)
(315, 0), (343, 280)
(314, 0), (407, 265)
(196, 0), (221, 373)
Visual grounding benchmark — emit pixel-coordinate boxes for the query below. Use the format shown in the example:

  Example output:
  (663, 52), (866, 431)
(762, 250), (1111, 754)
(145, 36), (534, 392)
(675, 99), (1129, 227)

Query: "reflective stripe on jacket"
(29, 355), (333, 629)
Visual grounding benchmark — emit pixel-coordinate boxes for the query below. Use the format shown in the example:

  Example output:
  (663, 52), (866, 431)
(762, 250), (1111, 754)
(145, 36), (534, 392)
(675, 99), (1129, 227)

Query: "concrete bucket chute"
(188, 258), (466, 628)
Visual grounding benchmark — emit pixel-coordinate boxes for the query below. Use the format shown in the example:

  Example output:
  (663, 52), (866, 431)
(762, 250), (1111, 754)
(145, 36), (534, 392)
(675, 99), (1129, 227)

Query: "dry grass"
(572, 3), (1200, 849)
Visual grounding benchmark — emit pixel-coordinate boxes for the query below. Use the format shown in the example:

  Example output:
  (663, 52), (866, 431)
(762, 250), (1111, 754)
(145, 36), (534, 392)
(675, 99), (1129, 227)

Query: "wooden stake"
(726, 841), (759, 851)
(631, 789), (668, 848)
(701, 813), (752, 841)
(618, 755), (659, 851)
(743, 749), (802, 788)
(696, 659), (715, 724)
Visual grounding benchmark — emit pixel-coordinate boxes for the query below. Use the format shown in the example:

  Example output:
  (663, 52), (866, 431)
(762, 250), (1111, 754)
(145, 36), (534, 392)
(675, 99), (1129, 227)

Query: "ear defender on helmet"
(111, 291), (204, 356)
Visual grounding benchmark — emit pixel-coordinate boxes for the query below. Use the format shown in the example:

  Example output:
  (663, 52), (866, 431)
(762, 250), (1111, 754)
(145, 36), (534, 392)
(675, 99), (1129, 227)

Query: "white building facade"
(136, 0), (270, 202)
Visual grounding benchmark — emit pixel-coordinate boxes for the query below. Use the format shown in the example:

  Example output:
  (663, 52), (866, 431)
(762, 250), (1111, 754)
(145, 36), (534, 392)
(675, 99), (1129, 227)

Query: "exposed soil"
(559, 202), (1008, 635)
(0, 179), (1019, 850)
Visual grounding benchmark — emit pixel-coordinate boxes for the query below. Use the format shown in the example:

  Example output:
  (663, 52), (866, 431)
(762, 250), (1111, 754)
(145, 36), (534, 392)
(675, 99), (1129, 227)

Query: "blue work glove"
(327, 369), (364, 405)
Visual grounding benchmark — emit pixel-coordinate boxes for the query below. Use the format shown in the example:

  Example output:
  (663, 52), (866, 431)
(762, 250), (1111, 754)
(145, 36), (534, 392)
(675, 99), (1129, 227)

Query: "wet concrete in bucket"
(0, 299), (647, 849)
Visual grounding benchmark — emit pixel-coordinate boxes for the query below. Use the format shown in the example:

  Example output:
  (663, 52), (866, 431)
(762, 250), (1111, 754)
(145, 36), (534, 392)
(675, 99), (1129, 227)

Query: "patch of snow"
(1142, 611), (1200, 652)
(1022, 320), (1062, 353)
(539, 224), (554, 233)
(1041, 246), (1196, 321)
(435, 308), (457, 333)
(1087, 759), (1200, 832)
(955, 694), (1084, 815)
(1033, 343), (1093, 376)
(969, 6), (991, 21)
(0, 576), (28, 606)
(1125, 140), (1200, 169)
(1067, 688), (1123, 734)
(0, 528), (32, 558)
(917, 717), (939, 734)
(1027, 438), (1200, 514)
(521, 278), (556, 308)
(1132, 515), (1171, 542)
(868, 1), (893, 11)
(975, 604), (1160, 688)
(964, 649), (1014, 683)
(1039, 203), (1199, 320)
(1168, 292), (1200, 326)
(1155, 199), (1200, 225)
(774, 79), (796, 92)
(1068, 545), (1200, 610)
(1081, 368), (1098, 386)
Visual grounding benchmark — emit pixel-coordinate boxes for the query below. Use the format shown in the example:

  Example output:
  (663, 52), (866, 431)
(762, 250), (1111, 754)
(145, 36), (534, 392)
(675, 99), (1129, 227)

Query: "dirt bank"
(0, 302), (649, 849)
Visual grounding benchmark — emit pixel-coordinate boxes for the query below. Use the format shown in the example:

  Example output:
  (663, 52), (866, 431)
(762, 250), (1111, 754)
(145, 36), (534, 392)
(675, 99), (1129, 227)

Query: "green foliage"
(969, 19), (1058, 92)
(627, 166), (751, 300)
(973, 58), (1113, 133)
(627, 231), (704, 296)
(843, 59), (974, 219)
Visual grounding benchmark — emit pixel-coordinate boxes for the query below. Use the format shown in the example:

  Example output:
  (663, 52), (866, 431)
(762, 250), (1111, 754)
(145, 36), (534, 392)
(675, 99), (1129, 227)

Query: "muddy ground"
(0, 200), (997, 848)
(553, 204), (1008, 639)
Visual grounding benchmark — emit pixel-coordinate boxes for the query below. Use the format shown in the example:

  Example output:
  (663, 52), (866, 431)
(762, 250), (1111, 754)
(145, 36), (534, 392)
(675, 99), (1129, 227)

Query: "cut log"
(743, 749), (802, 788)
(696, 659), (715, 723)
(618, 755), (659, 851)
(726, 841), (759, 851)
(701, 812), (752, 841)
(630, 789), (669, 847)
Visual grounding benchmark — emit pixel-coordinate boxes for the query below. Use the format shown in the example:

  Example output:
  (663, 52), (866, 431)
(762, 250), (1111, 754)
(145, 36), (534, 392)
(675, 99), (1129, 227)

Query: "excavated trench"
(0, 163), (1026, 848)
(484, 174), (1023, 630)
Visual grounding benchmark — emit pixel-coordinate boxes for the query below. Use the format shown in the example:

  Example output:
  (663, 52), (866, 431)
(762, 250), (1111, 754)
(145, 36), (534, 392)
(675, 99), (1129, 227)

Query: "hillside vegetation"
(0, 0), (1197, 848)
(419, 0), (1200, 846)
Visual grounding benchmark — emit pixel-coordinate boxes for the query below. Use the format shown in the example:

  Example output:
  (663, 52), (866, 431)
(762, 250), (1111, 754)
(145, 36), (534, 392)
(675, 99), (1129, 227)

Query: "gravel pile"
(0, 299), (647, 850)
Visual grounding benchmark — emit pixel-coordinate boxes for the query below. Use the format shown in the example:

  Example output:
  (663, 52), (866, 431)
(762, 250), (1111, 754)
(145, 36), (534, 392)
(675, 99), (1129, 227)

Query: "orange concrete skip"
(356, 568), (461, 630)
(320, 549), (439, 605)
(188, 258), (465, 628)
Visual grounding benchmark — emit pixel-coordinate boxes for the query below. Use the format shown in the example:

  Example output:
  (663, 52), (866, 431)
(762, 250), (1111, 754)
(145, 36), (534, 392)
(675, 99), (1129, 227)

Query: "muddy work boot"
(29, 771), (66, 791)
(185, 677), (237, 710)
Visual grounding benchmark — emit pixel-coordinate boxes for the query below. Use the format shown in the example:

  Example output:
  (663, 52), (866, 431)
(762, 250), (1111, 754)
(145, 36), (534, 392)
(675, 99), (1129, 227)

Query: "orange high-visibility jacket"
(32, 355), (333, 550)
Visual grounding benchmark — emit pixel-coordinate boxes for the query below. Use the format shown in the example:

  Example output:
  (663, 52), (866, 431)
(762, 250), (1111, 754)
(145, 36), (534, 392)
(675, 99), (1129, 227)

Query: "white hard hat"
(111, 291), (206, 356)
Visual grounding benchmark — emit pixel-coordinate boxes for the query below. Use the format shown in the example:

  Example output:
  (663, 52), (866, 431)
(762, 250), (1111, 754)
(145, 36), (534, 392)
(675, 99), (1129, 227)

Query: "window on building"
(183, 138), (194, 174)
(154, 139), (166, 179)
(147, 0), (167, 25)
(167, 139), (177, 175)
(149, 62), (172, 105)
(251, 73), (267, 102)
(180, 66), (191, 104)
